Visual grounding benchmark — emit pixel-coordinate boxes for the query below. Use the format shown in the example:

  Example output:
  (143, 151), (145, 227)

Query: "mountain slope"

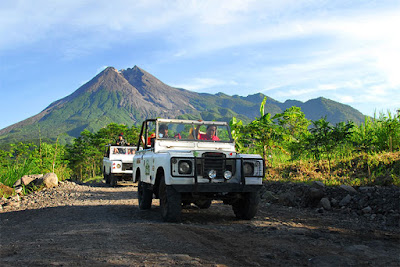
(0, 66), (366, 145)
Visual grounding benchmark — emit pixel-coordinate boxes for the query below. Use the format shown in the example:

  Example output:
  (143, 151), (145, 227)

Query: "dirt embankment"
(1, 181), (399, 266)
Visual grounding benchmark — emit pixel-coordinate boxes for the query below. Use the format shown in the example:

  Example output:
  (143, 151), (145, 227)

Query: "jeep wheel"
(159, 176), (181, 222)
(194, 199), (212, 209)
(138, 180), (153, 210)
(110, 174), (117, 187)
(104, 172), (110, 184)
(232, 192), (260, 220)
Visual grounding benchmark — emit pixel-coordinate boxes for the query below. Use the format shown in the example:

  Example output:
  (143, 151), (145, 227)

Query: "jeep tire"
(104, 171), (110, 184)
(159, 176), (182, 222)
(110, 174), (117, 187)
(138, 180), (153, 210)
(232, 192), (260, 220)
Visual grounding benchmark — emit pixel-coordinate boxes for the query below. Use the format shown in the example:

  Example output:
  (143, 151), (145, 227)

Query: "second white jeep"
(103, 145), (137, 186)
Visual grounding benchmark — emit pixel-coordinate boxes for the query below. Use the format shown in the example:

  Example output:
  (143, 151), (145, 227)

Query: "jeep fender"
(133, 168), (140, 183)
(153, 167), (164, 199)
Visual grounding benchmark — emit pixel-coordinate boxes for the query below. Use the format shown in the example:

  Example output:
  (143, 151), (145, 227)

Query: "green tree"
(351, 117), (378, 153)
(274, 106), (310, 140)
(67, 130), (99, 180)
(274, 106), (310, 160)
(377, 110), (400, 152)
(300, 118), (353, 171)
(231, 97), (285, 166)
(229, 116), (244, 151)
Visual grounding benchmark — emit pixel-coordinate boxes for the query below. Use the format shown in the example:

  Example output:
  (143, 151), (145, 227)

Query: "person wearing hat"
(116, 133), (130, 146)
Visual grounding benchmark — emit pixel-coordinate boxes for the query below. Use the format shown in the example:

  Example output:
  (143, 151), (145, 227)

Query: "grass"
(82, 175), (104, 183)
(0, 160), (73, 198)
(0, 159), (36, 188)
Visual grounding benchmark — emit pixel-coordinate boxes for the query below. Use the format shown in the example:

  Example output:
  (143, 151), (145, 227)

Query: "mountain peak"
(121, 66), (167, 94)
(101, 66), (118, 74)
(122, 65), (157, 83)
(120, 66), (196, 111)
(132, 65), (141, 71)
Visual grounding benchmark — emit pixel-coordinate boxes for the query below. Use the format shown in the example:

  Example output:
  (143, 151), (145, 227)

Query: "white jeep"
(103, 145), (137, 186)
(132, 119), (264, 222)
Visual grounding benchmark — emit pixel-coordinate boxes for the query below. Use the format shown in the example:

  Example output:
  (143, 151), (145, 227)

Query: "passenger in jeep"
(116, 133), (130, 146)
(198, 125), (220, 141)
(158, 124), (169, 138)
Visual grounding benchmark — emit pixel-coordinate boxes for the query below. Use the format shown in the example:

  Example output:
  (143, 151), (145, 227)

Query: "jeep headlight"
(243, 162), (254, 176)
(224, 170), (232, 180)
(178, 160), (192, 174)
(116, 163), (121, 169)
(208, 170), (217, 179)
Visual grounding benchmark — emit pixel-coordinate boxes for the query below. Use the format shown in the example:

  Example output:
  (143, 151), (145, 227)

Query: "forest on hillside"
(1, 98), (399, 196)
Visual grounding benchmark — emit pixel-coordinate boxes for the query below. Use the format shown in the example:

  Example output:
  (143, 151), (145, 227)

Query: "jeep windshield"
(110, 146), (136, 155)
(155, 120), (233, 143)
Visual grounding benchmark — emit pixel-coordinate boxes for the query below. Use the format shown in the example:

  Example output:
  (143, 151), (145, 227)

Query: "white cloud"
(1, 0), (399, 122)
(317, 84), (337, 91)
(336, 95), (354, 104)
(2, 1), (399, 61)
(172, 77), (238, 91)
(173, 50), (187, 58)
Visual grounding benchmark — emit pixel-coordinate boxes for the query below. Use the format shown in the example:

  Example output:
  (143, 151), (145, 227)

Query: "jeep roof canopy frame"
(158, 119), (233, 141)
(136, 118), (234, 149)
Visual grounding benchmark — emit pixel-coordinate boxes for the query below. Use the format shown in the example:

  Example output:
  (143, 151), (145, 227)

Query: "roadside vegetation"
(0, 141), (71, 197)
(1, 100), (399, 197)
(231, 98), (400, 186)
(0, 123), (139, 197)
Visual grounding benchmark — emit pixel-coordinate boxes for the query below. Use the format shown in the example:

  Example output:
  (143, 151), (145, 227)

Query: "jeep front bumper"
(171, 183), (262, 193)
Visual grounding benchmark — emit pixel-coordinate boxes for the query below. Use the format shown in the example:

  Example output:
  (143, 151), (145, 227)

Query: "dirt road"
(1, 181), (399, 266)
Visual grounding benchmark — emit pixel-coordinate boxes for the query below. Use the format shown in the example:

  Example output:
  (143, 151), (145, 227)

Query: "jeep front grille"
(199, 152), (235, 179)
(122, 163), (133, 171)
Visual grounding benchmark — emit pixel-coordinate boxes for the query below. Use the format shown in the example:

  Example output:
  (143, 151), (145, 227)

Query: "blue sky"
(1, 0), (400, 130)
